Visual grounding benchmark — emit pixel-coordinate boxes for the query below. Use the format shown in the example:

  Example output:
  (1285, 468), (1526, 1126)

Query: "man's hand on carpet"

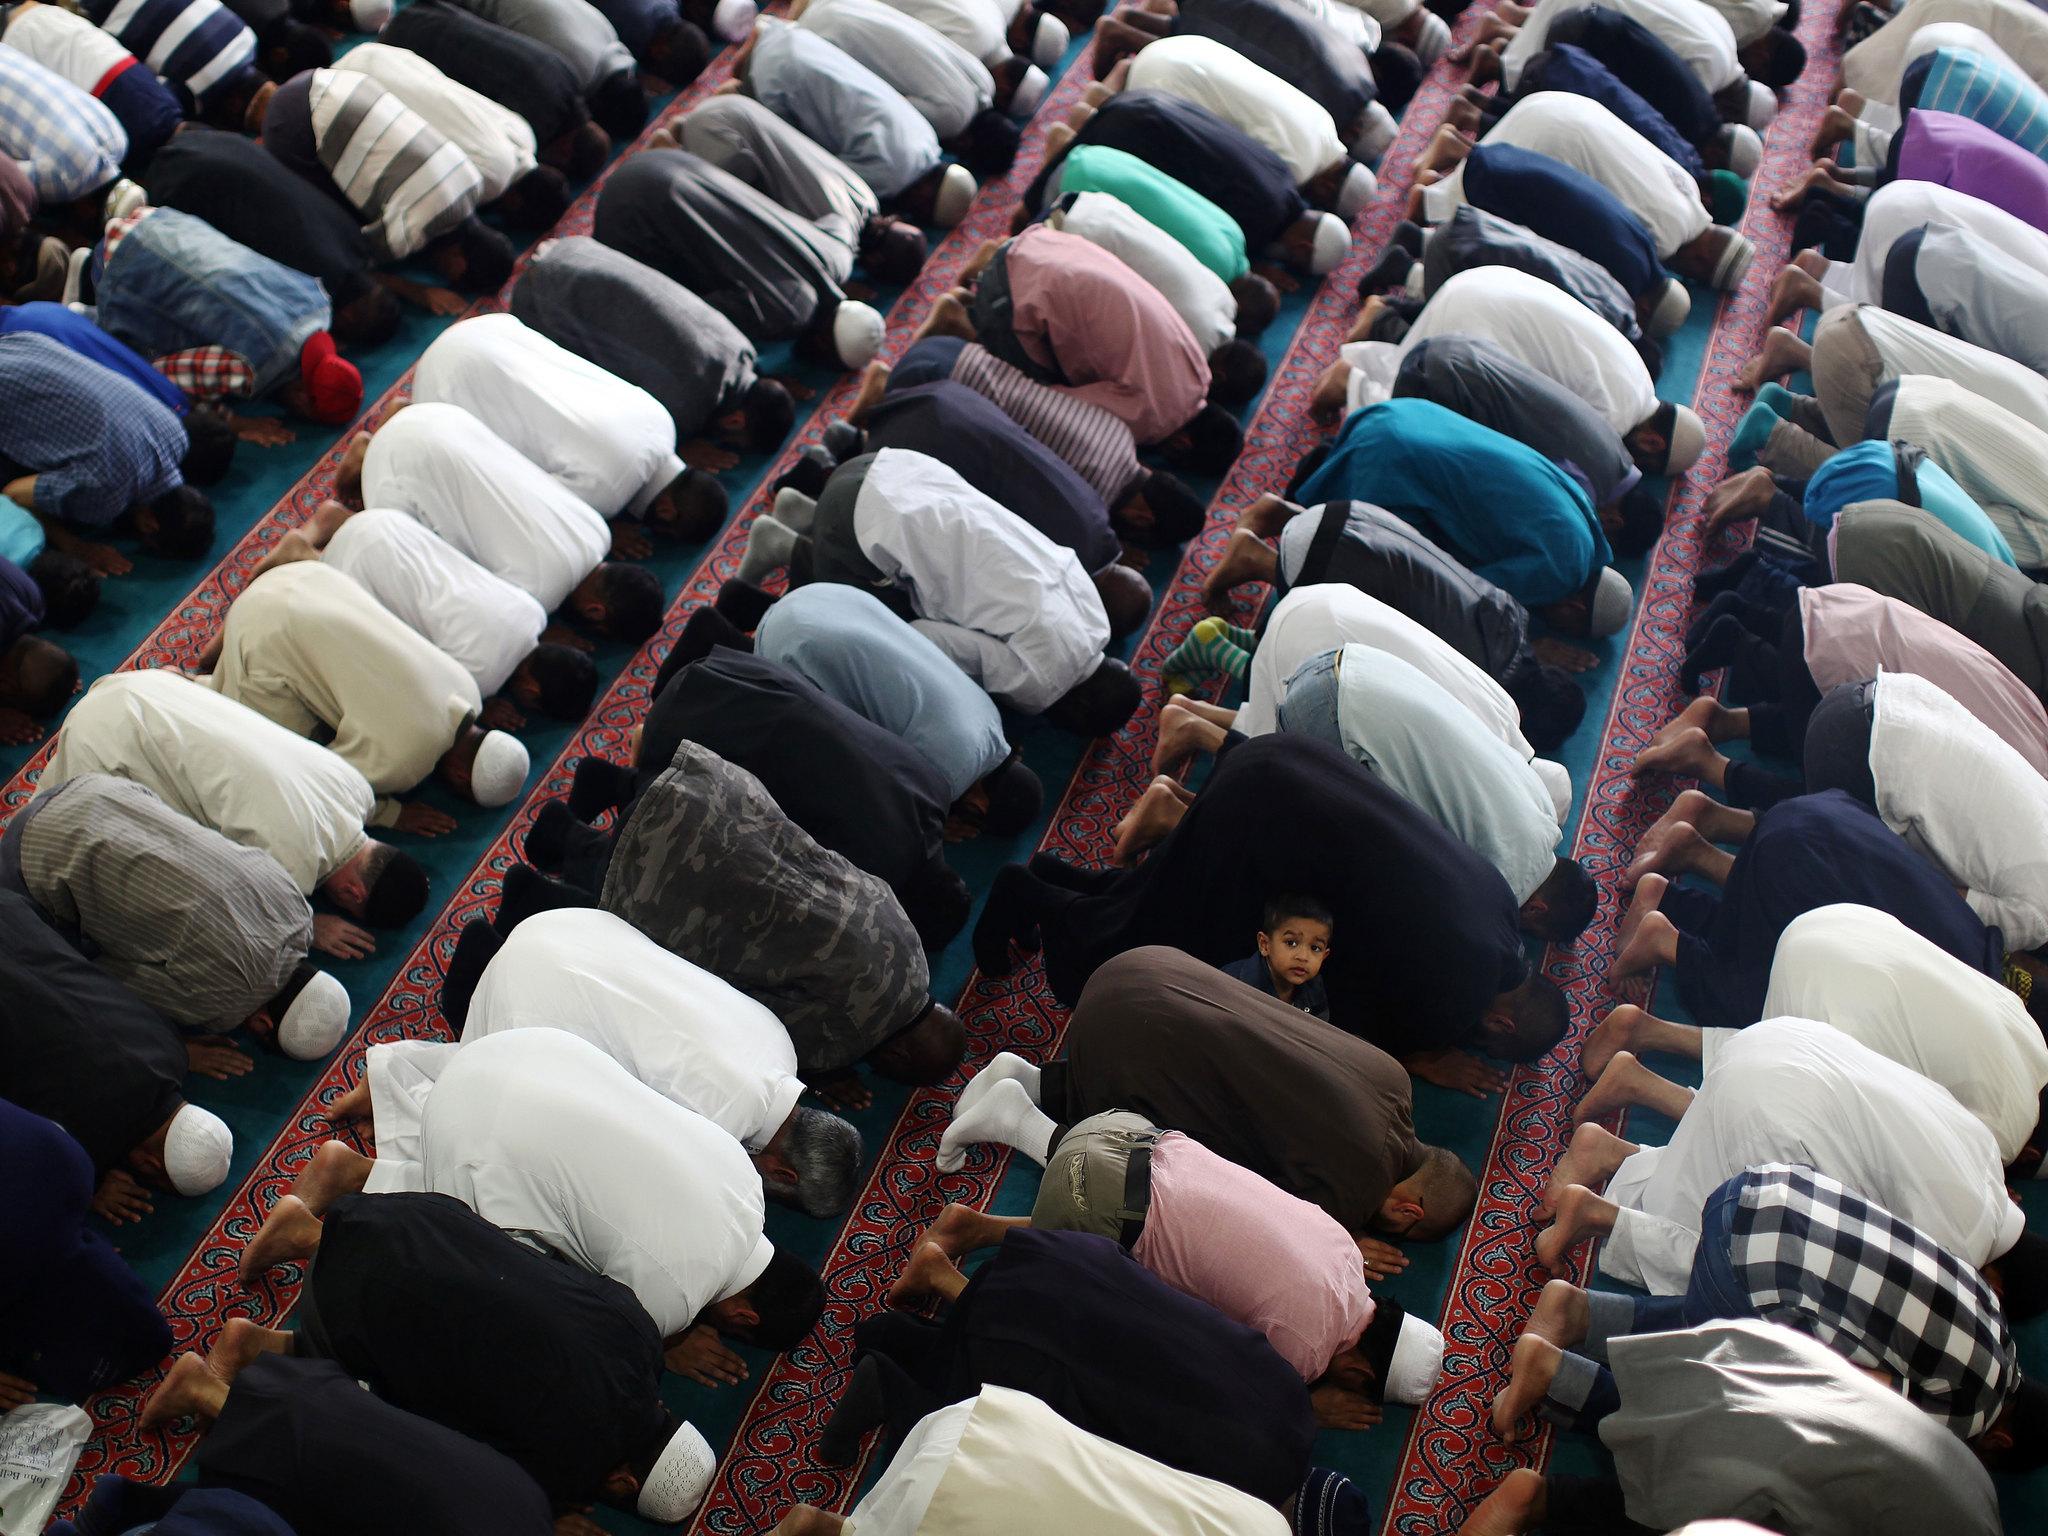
(1311, 1385), (1383, 1430)
(75, 540), (132, 577)
(93, 1168), (154, 1225)
(186, 1039), (255, 1080)
(1409, 1049), (1510, 1099)
(0, 707), (43, 744)
(1530, 637), (1599, 673)
(312, 914), (376, 959)
(610, 522), (654, 561)
(394, 802), (459, 837)
(232, 414), (297, 447)
(1355, 1236), (1408, 1281)
(666, 1324), (750, 1386)
(803, 1067), (874, 1111)
(553, 1511), (607, 1536)
(0, 1372), (36, 1412)
(480, 697), (526, 732)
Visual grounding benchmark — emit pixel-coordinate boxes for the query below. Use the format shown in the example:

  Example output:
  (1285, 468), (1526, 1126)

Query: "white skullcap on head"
(470, 730), (530, 807)
(1309, 211), (1350, 275)
(1349, 101), (1397, 162)
(1668, 404), (1706, 472)
(350, 0), (394, 29)
(1589, 566), (1634, 638)
(1532, 757), (1573, 823)
(1032, 11), (1069, 68)
(712, 0), (756, 40)
(278, 971), (350, 1061)
(832, 300), (886, 369)
(1710, 231), (1754, 292)
(933, 163), (977, 227)
(1384, 1314), (1445, 1404)
(1335, 162), (1376, 221)
(1646, 277), (1690, 338)
(1009, 63), (1050, 119)
(165, 1105), (233, 1196)
(1721, 122), (1762, 178)
(637, 1422), (717, 1522)
(1744, 79), (1778, 128)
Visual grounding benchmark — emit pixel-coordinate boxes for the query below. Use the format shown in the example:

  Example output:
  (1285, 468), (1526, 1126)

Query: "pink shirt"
(1801, 583), (2048, 776)
(1131, 1132), (1373, 1380)
(1001, 224), (1210, 447)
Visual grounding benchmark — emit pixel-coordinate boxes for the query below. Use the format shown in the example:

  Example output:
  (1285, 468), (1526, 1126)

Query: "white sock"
(773, 486), (818, 533)
(952, 1050), (1040, 1125)
(936, 1078), (1055, 1174)
(736, 514), (800, 584)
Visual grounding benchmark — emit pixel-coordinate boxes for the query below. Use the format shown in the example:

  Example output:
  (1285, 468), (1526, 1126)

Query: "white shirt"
(1856, 306), (2048, 436)
(854, 447), (1110, 714)
(362, 401), (612, 612)
(1888, 376), (2048, 568)
(868, 0), (1007, 64)
(1695, 0), (1785, 44)
(1823, 182), (2048, 312)
(1501, 0), (1744, 91)
(322, 508), (547, 698)
(1342, 265), (1658, 435)
(412, 314), (684, 519)
(2, 5), (135, 94)
(1276, 0), (1380, 51)
(798, 0), (995, 140)
(1058, 191), (1236, 355)
(1756, 904), (2048, 1163)
(464, 908), (806, 1151)
(1843, 0), (2048, 99)
(39, 668), (373, 894)
(362, 1027), (774, 1339)
(1600, 1018), (2025, 1294)
(1126, 34), (1345, 185)
(1868, 667), (2048, 950)
(331, 43), (538, 204)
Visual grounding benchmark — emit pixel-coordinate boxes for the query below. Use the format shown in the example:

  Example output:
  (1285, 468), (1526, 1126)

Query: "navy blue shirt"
(0, 301), (188, 417)
(1463, 141), (1664, 301)
(1222, 953), (1331, 1018)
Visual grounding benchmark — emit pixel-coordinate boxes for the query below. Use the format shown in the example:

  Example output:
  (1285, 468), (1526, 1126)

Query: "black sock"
(971, 864), (1045, 977)
(715, 577), (778, 629)
(1359, 244), (1417, 300)
(1027, 851), (1124, 894)
(439, 920), (505, 1028)
(522, 799), (578, 871)
(496, 862), (596, 933)
(1683, 590), (1750, 650)
(1691, 550), (1761, 603)
(568, 756), (637, 822)
(1680, 613), (1749, 694)
(1389, 218), (1426, 256)
(818, 1355), (887, 1465)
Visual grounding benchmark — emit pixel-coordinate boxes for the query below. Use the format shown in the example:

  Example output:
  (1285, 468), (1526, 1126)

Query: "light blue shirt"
(747, 16), (941, 199)
(0, 494), (44, 569)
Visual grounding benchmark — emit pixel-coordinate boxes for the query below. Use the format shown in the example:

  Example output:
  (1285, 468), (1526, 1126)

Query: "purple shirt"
(1898, 109), (2048, 233)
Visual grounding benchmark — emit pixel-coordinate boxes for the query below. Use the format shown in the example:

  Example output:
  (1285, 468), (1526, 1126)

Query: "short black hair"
(659, 468), (728, 543)
(454, 220), (515, 294)
(263, 960), (321, 1025)
(1749, 26), (1805, 87)
(1506, 661), (1586, 753)
(333, 284), (401, 348)
(903, 861), (973, 950)
(264, 19), (333, 78)
(1530, 858), (1597, 942)
(1044, 657), (1140, 737)
(5, 637), (76, 717)
(981, 751), (1042, 835)
(1633, 333), (1665, 378)
(567, 119), (612, 181)
(145, 485), (216, 559)
(647, 18), (710, 83)
(742, 378), (796, 452)
(1261, 892), (1333, 935)
(963, 109), (1022, 178)
(590, 72), (649, 140)
(1501, 975), (1569, 1061)
(859, 218), (928, 285)
(1128, 471), (1205, 545)
(361, 843), (430, 928)
(599, 562), (666, 643)
(527, 642), (600, 719)
(1168, 402), (1243, 477)
(1987, 1378), (2048, 1473)
(502, 165), (571, 231)
(1995, 1230), (2048, 1322)
(27, 551), (98, 629)
(1355, 1294), (1406, 1394)
(181, 403), (238, 487)
(1369, 41), (1423, 113)
(739, 1246), (827, 1351)
(1229, 273), (1280, 338)
(1206, 339), (1267, 410)
(1612, 482), (1665, 557)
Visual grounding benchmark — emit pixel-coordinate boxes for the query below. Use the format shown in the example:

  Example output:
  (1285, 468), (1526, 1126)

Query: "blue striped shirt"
(0, 332), (185, 529)
(1916, 45), (2048, 161)
(0, 48), (125, 201)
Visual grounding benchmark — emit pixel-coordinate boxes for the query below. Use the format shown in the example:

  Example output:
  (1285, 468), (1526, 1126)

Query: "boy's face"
(1258, 918), (1333, 989)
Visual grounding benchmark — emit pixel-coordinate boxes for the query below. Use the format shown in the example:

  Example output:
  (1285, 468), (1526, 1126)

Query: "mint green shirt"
(1053, 144), (1248, 282)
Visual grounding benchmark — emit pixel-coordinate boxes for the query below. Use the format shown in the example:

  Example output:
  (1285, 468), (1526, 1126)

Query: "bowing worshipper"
(0, 581), (75, 744)
(734, 17), (979, 226)
(41, 669), (434, 928)
(2, 772), (353, 1059)
(50, 1481), (294, 1536)
(0, 1098), (172, 1406)
(1028, 91), (1354, 277)
(1031, 135), (1257, 289)
(338, 404), (665, 642)
(139, 1353), (556, 1536)
(774, 1387), (1304, 1536)
(494, 740), (968, 1105)
(581, 0), (722, 88)
(1841, 0), (2048, 101)
(869, 0), (1070, 73)
(1870, 222), (2048, 377)
(592, 150), (890, 373)
(440, 0), (649, 138)
(378, 0), (613, 178)
(75, 0), (260, 125)
(733, 449), (1143, 737)
(1535, 1018), (2036, 1300)
(0, 331), (213, 576)
(252, 68), (516, 303)
(218, 0), (341, 77)
(241, 1028), (829, 1375)
(187, 1194), (717, 1524)
(511, 236), (796, 459)
(0, 485), (100, 629)
(937, 947), (1480, 1255)
(834, 1230), (1323, 1510)
(1461, 1322), (2003, 1536)
(242, 501), (598, 724)
(413, 313), (727, 547)
(83, 203), (365, 436)
(1586, 902), (2048, 1166)
(0, 3), (182, 174)
(546, 646), (971, 947)
(438, 907), (864, 1216)
(974, 736), (1569, 1089)
(0, 890), (235, 1224)
(198, 560), (531, 818)
(1825, 39), (2048, 170)
(0, 49), (126, 205)
(1783, 110), (2048, 253)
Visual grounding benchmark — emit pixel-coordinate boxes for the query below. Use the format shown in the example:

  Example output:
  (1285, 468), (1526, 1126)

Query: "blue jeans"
(1276, 649), (1344, 748)
(1582, 1172), (1752, 1361)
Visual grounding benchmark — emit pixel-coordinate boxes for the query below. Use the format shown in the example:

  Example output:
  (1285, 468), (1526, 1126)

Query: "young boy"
(1224, 895), (1333, 1017)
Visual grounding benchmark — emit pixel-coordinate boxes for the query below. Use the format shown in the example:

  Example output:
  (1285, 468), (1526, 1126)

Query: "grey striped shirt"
(953, 342), (1146, 507)
(310, 67), (482, 263)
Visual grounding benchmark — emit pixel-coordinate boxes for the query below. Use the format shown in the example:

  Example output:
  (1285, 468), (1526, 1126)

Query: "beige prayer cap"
(933, 164), (977, 227)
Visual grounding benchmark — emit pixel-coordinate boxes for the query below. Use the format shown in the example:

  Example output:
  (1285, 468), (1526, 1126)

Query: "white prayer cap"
(712, 0), (756, 40)
(1349, 101), (1397, 163)
(1744, 79), (1777, 128)
(933, 164), (977, 227)
(1667, 404), (1707, 473)
(1589, 567), (1634, 638)
(470, 730), (530, 807)
(1031, 11), (1069, 68)
(1412, 9), (1450, 62)
(1646, 277), (1690, 338)
(1533, 757), (1573, 824)
(1710, 231), (1754, 292)
(278, 971), (350, 1061)
(1671, 1525), (1778, 1535)
(1383, 1314), (1444, 1404)
(165, 1105), (233, 1196)
(1008, 63), (1050, 119)
(1335, 162), (1376, 221)
(349, 0), (394, 29)
(637, 1422), (716, 1522)
(832, 300), (886, 369)
(1720, 122), (1762, 178)
(1308, 212), (1350, 275)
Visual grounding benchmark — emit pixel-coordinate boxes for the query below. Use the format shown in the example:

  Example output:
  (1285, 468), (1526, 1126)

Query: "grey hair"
(774, 1106), (864, 1218)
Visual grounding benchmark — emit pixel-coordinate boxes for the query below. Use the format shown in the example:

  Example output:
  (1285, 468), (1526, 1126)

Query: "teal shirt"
(1805, 440), (2016, 567)
(0, 494), (44, 570)
(1054, 145), (1249, 283)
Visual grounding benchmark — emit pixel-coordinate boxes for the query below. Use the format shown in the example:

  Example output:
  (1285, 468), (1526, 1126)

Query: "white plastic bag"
(0, 1403), (90, 1536)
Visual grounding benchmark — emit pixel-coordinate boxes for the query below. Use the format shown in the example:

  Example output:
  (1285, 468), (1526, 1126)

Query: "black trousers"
(1539, 1475), (1658, 1536)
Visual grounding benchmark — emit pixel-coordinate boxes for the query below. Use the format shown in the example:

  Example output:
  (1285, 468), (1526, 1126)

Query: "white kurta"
(797, 0), (995, 139)
(1600, 1018), (2025, 1294)
(1887, 376), (2048, 568)
(1058, 191), (1237, 355)
(1867, 667), (2048, 950)
(412, 314), (685, 520)
(39, 669), (373, 894)
(362, 1027), (774, 1339)
(846, 1388), (1292, 1536)
(1822, 182), (2048, 312)
(1754, 904), (2048, 1162)
(463, 907), (806, 1151)
(330, 43), (538, 203)
(1855, 307), (2048, 436)
(854, 447), (1110, 714)
(205, 560), (480, 804)
(322, 508), (547, 698)
(868, 0), (1009, 63)
(361, 401), (612, 612)
(1125, 34), (1345, 184)
(1694, 0), (1786, 44)
(1500, 0), (1744, 91)
(1843, 0), (2048, 98)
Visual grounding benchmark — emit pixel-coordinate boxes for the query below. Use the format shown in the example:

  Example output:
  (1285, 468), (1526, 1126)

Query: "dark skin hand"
(554, 1512), (608, 1536)
(802, 1067), (873, 1111)
(541, 623), (595, 653)
(1531, 637), (1600, 673)
(1408, 1048), (1510, 1098)
(312, 913), (376, 959)
(394, 802), (459, 837)
(480, 697), (526, 732)
(610, 523), (654, 561)
(232, 416), (297, 447)
(666, 1324), (749, 1386)
(93, 1168), (154, 1225)
(0, 1372), (36, 1412)
(1356, 1236), (1408, 1282)
(1311, 1385), (1383, 1430)
(0, 707), (44, 744)
(186, 1039), (255, 1080)
(684, 439), (741, 472)
(74, 541), (132, 578)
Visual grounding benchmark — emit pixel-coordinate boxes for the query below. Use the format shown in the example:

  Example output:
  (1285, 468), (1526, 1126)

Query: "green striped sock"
(1163, 616), (1253, 689)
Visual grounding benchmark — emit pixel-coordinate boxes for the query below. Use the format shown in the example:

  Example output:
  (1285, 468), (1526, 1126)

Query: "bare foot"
(1793, 248), (1829, 280)
(1649, 697), (1743, 750)
(1310, 359), (1353, 426)
(1465, 37), (1504, 85)
(1538, 1122), (1636, 1218)
(887, 1240), (961, 1310)
(1524, 1278), (1590, 1350)
(1199, 526), (1279, 614)
(1344, 294), (1387, 345)
(1810, 102), (1856, 157)
(1623, 820), (1713, 888)
(1734, 327), (1812, 394)
(1631, 727), (1720, 781)
(1764, 266), (1824, 327)
(1491, 1332), (1562, 1440)
(912, 290), (974, 345)
(333, 431), (372, 509)
(1445, 95), (1484, 136)
(1113, 776), (1191, 865)
(324, 1077), (372, 1125)
(293, 1138), (371, 1216)
(1771, 161), (1848, 212)
(1151, 698), (1226, 777)
(1573, 1049), (1653, 1125)
(1237, 492), (1297, 539)
(140, 1353), (229, 1431)
(1581, 1004), (1644, 1080)
(845, 359), (892, 425)
(1611, 900), (1677, 985)
(1613, 871), (1666, 959)
(1534, 1182), (1610, 1271)
(208, 1318), (293, 1383)
(922, 1202), (988, 1260)
(1461, 1469), (1547, 1536)
(645, 123), (681, 150)
(239, 1194), (322, 1284)
(1702, 464), (1779, 532)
